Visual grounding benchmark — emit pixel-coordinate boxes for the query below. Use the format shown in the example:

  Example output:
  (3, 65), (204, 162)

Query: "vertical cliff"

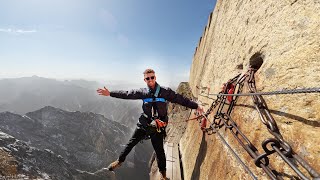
(179, 0), (320, 179)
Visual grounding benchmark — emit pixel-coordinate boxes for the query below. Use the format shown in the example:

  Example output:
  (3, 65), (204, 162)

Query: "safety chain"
(202, 113), (258, 180)
(247, 68), (320, 179)
(205, 72), (280, 179)
(197, 68), (320, 180)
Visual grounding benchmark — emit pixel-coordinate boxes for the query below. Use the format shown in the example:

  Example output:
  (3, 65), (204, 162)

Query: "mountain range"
(0, 106), (153, 179)
(0, 76), (142, 129)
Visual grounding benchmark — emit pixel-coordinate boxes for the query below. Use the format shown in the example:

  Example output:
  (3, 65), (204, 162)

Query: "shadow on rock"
(191, 131), (207, 180)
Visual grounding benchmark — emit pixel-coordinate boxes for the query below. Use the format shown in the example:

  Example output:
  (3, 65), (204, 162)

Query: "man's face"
(144, 73), (156, 88)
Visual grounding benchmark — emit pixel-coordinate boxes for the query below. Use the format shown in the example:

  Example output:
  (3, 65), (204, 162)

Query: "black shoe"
(107, 160), (122, 171)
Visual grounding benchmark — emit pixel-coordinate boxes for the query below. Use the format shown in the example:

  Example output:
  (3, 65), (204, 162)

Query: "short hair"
(143, 69), (155, 75)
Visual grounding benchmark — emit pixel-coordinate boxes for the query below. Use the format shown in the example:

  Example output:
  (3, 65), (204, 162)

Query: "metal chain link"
(203, 114), (258, 180)
(202, 73), (281, 179)
(247, 69), (320, 179)
(198, 69), (320, 179)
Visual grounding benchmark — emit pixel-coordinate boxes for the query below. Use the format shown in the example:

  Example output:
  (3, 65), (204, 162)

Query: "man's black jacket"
(110, 83), (198, 123)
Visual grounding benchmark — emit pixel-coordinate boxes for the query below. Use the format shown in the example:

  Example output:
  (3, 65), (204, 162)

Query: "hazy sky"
(0, 0), (216, 88)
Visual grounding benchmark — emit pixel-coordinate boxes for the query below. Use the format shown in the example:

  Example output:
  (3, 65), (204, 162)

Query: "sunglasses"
(145, 76), (155, 81)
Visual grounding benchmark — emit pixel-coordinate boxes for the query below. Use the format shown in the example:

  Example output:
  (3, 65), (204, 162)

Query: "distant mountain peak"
(35, 105), (62, 112)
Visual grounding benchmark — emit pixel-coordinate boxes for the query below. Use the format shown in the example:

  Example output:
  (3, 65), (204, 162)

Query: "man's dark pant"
(118, 127), (166, 172)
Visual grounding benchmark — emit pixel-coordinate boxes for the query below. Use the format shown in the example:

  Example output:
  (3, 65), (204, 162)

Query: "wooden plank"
(150, 142), (182, 180)
(172, 143), (181, 180)
(166, 142), (174, 180)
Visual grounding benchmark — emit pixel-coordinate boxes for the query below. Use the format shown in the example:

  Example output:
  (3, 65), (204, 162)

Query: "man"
(97, 68), (203, 180)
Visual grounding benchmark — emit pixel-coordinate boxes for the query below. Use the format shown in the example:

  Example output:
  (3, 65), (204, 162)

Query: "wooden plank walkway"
(150, 142), (182, 180)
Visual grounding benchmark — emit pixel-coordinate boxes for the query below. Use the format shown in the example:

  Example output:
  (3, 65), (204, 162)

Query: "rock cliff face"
(178, 0), (320, 179)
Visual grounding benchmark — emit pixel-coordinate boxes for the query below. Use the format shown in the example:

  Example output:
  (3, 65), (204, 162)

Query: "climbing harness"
(143, 97), (166, 103)
(143, 84), (167, 104)
(140, 84), (168, 141)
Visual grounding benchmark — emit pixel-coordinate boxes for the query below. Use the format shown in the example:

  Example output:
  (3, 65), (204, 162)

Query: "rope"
(202, 87), (320, 97)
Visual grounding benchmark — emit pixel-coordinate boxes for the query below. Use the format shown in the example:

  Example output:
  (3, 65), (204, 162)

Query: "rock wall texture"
(180, 0), (320, 179)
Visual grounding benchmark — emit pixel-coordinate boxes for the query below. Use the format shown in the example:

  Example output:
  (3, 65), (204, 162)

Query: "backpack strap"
(142, 84), (167, 119)
(143, 97), (166, 103)
(143, 84), (166, 103)
(154, 84), (161, 97)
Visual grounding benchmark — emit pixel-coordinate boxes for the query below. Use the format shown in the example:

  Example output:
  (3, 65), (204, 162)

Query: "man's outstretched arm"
(97, 87), (144, 99)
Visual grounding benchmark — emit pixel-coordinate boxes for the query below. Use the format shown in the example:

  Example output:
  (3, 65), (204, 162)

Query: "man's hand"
(196, 105), (204, 115)
(155, 119), (167, 128)
(97, 86), (110, 96)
